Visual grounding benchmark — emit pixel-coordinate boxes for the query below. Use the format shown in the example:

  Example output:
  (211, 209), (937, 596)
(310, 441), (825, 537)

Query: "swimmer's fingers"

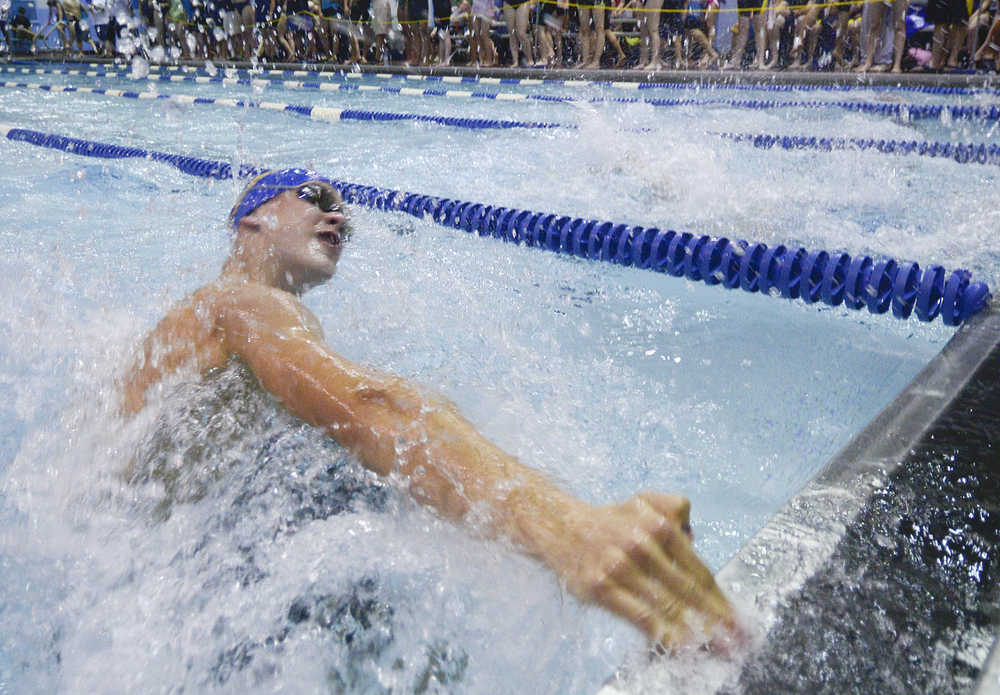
(628, 513), (732, 629)
(592, 577), (694, 650)
(610, 494), (738, 645)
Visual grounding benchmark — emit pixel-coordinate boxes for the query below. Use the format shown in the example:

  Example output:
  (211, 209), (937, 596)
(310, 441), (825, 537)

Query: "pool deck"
(4, 54), (1000, 89)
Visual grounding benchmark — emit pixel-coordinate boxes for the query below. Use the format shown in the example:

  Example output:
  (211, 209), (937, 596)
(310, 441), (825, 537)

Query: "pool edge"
(598, 299), (1000, 694)
(718, 298), (1000, 637)
(6, 56), (1000, 89)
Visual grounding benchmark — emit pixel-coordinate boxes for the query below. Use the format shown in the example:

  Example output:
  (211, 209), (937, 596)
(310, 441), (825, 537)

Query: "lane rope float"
(1, 123), (991, 326)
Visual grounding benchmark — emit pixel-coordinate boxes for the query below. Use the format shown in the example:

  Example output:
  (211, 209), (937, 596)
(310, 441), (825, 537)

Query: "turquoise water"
(0, 62), (996, 694)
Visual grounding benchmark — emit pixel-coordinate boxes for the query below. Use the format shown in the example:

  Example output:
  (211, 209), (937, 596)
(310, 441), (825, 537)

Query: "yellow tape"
(537, 0), (878, 13)
(140, 0), (881, 29)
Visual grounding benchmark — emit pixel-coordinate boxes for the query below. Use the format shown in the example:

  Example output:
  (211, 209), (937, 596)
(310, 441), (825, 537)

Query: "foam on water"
(0, 67), (996, 693)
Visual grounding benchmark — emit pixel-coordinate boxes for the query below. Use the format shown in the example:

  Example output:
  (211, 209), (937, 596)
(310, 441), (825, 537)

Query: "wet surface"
(731, 335), (1000, 693)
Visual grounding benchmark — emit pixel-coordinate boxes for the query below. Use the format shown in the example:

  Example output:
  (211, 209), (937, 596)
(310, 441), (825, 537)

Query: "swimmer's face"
(249, 181), (351, 292)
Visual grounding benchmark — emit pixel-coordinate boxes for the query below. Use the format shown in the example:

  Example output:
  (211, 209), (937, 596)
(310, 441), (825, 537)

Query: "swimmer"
(120, 168), (741, 652)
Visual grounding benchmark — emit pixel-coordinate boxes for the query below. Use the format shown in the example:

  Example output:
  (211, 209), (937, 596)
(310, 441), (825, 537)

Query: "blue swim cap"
(230, 168), (335, 231)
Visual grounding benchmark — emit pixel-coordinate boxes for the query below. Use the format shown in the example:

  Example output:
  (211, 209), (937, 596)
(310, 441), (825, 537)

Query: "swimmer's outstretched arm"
(216, 285), (739, 650)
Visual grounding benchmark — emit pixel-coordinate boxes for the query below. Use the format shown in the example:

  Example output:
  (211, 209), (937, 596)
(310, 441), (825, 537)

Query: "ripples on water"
(0, 69), (997, 693)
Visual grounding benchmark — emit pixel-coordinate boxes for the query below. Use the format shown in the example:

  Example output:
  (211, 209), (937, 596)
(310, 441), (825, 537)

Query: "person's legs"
(515, 0), (534, 63)
(326, 16), (341, 59)
(535, 17), (554, 62)
(154, 5), (167, 49)
(605, 24), (626, 66)
(929, 22), (948, 67)
(687, 21), (718, 65)
(588, 3), (605, 66)
(724, 11), (750, 68)
(577, 5), (593, 64)
(762, 1), (788, 68)
(72, 18), (86, 54)
(276, 14), (295, 57)
(639, 0), (663, 68)
(705, 0), (717, 45)
(973, 16), (1000, 62)
(945, 0), (968, 67)
(305, 15), (320, 59)
(436, 23), (450, 63)
(804, 10), (823, 65)
(890, 0), (907, 71)
(792, 2), (822, 68)
(484, 19), (498, 62)
(831, 6), (850, 68)
(347, 0), (369, 62)
(105, 15), (118, 56)
(749, 9), (766, 67)
(501, 1), (520, 63)
(856, 0), (886, 70)
(539, 5), (564, 64)
(398, 0), (416, 62)
(238, 3), (254, 57)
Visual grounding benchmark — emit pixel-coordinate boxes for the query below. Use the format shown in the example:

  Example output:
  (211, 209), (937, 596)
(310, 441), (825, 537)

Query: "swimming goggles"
(296, 182), (345, 215)
(296, 183), (352, 242)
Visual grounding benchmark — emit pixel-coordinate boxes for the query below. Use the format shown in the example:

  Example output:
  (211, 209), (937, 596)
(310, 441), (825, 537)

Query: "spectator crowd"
(1, 0), (999, 73)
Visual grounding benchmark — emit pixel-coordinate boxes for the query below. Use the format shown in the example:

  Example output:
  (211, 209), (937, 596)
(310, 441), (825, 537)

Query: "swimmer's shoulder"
(205, 280), (327, 346)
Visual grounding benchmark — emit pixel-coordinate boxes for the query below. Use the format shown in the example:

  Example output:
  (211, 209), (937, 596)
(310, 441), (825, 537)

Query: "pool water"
(0, 62), (997, 694)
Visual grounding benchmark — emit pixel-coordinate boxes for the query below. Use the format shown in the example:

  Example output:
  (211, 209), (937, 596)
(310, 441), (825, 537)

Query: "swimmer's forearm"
(396, 404), (587, 558)
(235, 332), (588, 556)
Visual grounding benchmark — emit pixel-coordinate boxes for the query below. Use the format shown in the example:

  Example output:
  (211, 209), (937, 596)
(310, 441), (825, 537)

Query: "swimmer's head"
(228, 168), (350, 294)
(230, 168), (339, 232)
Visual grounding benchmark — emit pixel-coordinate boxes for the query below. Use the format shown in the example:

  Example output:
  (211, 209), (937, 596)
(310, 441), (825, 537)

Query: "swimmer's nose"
(324, 206), (348, 225)
(323, 207), (352, 241)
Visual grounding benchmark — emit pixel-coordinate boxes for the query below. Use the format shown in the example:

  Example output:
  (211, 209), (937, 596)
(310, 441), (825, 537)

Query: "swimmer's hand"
(523, 491), (740, 652)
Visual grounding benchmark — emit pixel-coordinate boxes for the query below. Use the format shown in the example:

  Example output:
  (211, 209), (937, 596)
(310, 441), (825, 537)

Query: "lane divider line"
(1, 121), (990, 326)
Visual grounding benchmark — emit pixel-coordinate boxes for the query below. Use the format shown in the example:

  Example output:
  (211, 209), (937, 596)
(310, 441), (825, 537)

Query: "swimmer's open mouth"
(317, 231), (343, 247)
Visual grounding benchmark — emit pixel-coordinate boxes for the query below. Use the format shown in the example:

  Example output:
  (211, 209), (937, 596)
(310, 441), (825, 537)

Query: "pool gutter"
(719, 299), (1000, 641)
(601, 299), (1000, 693)
(7, 55), (1000, 90)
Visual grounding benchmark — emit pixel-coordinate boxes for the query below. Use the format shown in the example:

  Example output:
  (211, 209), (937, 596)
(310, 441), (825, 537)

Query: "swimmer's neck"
(219, 252), (315, 296)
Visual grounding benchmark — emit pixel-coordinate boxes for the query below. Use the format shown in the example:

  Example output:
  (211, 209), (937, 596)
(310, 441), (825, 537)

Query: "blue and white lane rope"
(5, 79), (999, 167)
(0, 81), (564, 130)
(4, 67), (1000, 124)
(715, 131), (1000, 166)
(2, 123), (990, 326)
(9, 61), (1000, 98)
